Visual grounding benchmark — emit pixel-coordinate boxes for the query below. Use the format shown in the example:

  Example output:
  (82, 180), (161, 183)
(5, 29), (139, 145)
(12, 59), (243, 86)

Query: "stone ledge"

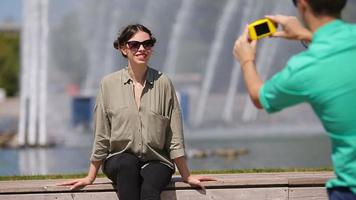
(0, 171), (334, 200)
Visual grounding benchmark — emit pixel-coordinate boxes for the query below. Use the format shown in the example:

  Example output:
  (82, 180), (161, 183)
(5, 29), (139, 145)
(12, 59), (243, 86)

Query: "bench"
(0, 171), (334, 200)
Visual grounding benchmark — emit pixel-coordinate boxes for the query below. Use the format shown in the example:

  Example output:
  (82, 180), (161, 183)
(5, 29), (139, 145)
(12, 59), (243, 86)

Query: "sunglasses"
(126, 39), (154, 52)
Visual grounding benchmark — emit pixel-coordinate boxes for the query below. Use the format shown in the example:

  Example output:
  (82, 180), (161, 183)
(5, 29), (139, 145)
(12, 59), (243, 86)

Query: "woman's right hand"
(266, 15), (313, 42)
(57, 176), (94, 190)
(58, 161), (101, 190)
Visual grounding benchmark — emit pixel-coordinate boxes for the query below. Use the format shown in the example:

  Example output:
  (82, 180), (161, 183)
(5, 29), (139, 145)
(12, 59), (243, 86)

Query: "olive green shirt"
(90, 67), (185, 169)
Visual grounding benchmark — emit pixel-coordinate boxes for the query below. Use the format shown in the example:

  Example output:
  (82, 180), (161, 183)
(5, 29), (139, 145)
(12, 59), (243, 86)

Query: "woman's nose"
(138, 44), (145, 51)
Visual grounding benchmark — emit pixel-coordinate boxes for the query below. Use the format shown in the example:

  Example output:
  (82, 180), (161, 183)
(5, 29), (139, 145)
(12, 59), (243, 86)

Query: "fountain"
(18, 0), (48, 146)
(163, 0), (195, 77)
(193, 0), (241, 126)
(11, 0), (350, 176)
(140, 0), (181, 70)
(18, 0), (323, 148)
(222, 0), (263, 122)
(241, 0), (292, 121)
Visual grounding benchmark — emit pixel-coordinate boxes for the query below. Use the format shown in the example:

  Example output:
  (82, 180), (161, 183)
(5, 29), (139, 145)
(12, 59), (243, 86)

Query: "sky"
(0, 0), (22, 25)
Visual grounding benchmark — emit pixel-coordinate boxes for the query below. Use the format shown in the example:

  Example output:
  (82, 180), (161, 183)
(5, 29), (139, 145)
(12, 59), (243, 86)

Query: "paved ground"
(0, 97), (18, 147)
(0, 97), (19, 118)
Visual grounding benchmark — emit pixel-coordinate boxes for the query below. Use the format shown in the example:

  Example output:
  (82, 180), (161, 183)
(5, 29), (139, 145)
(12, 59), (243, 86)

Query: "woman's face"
(121, 31), (153, 65)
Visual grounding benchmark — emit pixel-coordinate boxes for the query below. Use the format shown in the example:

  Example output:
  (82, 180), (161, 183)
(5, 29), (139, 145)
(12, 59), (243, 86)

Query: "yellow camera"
(248, 18), (277, 40)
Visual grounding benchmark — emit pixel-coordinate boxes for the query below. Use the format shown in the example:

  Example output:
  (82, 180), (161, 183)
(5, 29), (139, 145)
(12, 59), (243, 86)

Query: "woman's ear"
(120, 46), (127, 56)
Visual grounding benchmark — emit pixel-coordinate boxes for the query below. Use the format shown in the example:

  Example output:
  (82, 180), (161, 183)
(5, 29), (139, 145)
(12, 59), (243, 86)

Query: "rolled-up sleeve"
(90, 84), (111, 161)
(166, 82), (185, 159)
(259, 64), (308, 113)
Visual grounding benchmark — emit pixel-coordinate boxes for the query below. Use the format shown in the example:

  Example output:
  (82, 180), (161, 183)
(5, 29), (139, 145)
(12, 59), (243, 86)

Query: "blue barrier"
(71, 96), (94, 128)
(71, 92), (190, 127)
(177, 91), (189, 126)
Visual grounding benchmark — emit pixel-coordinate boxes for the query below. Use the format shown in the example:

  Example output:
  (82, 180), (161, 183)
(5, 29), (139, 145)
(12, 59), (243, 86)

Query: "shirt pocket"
(109, 106), (133, 152)
(147, 110), (169, 150)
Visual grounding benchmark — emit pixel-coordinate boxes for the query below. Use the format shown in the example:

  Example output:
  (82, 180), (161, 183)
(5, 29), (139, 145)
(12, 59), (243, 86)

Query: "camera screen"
(254, 22), (270, 36)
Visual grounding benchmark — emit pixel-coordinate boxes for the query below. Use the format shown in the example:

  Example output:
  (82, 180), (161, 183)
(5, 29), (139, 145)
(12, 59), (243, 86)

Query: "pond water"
(0, 134), (331, 176)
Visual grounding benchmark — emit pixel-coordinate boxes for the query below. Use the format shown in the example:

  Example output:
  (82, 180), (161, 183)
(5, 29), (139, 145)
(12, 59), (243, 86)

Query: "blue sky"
(0, 0), (22, 24)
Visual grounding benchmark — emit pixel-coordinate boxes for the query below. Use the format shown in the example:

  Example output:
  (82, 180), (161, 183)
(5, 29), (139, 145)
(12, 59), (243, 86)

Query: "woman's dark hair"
(113, 24), (156, 57)
(295, 0), (347, 18)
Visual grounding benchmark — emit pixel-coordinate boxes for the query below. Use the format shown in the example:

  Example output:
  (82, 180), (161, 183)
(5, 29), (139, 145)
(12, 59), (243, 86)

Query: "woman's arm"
(174, 156), (216, 190)
(57, 160), (102, 190)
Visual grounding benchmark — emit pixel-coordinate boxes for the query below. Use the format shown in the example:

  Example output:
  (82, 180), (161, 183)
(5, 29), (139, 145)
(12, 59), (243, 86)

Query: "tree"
(0, 32), (20, 96)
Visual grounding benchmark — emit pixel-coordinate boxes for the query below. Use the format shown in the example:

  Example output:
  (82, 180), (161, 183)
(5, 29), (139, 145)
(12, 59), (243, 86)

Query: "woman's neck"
(128, 62), (147, 84)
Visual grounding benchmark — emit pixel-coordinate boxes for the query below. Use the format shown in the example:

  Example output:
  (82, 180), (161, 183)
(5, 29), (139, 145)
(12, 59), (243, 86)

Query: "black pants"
(103, 153), (174, 200)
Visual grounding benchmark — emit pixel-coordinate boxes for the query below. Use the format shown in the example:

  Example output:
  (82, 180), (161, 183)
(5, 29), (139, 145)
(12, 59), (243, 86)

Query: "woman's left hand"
(173, 156), (216, 190)
(185, 175), (217, 190)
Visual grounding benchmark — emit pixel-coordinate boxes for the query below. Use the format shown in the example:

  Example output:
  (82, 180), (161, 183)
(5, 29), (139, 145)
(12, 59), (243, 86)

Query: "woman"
(58, 24), (215, 200)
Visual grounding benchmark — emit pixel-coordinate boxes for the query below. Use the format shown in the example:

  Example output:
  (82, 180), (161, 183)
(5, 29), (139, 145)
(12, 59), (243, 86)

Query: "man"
(233, 0), (356, 199)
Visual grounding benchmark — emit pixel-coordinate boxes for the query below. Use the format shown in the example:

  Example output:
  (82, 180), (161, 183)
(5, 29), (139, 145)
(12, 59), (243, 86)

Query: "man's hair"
(307, 0), (347, 17)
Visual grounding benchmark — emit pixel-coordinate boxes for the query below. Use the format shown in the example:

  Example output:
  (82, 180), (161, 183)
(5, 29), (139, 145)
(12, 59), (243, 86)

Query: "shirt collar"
(122, 67), (154, 85)
(312, 19), (343, 41)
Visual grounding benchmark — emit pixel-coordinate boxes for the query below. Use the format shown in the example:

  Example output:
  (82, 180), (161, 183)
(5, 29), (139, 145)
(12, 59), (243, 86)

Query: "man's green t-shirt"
(259, 20), (356, 193)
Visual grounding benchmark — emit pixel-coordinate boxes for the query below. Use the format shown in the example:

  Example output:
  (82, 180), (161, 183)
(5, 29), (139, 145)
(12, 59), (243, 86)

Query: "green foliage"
(0, 32), (20, 96)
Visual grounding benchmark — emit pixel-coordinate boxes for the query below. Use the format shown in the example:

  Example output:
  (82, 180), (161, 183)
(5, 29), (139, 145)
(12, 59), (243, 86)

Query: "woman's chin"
(132, 60), (147, 66)
(133, 57), (149, 64)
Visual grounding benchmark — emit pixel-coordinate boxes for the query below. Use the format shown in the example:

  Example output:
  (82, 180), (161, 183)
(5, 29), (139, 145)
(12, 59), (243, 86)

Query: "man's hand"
(233, 26), (257, 67)
(266, 15), (312, 42)
(57, 176), (93, 190)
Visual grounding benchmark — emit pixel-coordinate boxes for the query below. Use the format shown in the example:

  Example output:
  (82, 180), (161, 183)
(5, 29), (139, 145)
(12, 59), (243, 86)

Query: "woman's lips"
(135, 53), (147, 60)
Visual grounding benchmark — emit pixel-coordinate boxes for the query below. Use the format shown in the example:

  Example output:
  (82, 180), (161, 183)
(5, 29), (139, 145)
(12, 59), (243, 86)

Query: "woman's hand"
(184, 175), (217, 190)
(173, 156), (217, 190)
(265, 15), (312, 42)
(57, 160), (101, 190)
(57, 176), (94, 190)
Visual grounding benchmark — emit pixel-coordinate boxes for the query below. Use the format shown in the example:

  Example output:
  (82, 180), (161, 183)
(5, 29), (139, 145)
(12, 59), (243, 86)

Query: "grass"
(189, 167), (333, 174)
(0, 167), (332, 181)
(0, 173), (101, 181)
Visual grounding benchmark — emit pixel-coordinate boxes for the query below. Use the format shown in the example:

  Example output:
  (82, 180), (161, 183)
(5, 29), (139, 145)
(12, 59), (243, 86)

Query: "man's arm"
(233, 26), (263, 108)
(240, 60), (263, 109)
(233, 15), (313, 109)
